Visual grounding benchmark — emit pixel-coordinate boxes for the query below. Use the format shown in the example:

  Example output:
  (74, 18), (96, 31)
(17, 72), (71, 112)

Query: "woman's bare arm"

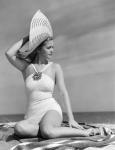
(5, 36), (29, 71)
(55, 63), (84, 129)
(55, 64), (74, 120)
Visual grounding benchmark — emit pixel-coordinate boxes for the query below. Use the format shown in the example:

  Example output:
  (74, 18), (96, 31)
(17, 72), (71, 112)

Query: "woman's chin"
(47, 55), (52, 59)
(45, 57), (50, 61)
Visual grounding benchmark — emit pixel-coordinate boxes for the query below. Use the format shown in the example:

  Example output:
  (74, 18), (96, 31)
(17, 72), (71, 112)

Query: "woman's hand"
(69, 119), (84, 130)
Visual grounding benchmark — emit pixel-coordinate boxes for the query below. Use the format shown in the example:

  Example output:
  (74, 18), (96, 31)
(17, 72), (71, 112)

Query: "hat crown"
(29, 10), (53, 52)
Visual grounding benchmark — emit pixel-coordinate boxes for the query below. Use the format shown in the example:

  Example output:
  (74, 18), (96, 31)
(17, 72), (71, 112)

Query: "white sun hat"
(29, 9), (53, 54)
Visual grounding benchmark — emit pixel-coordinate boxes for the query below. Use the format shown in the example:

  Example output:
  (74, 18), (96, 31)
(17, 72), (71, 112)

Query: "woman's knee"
(14, 120), (38, 137)
(14, 121), (28, 136)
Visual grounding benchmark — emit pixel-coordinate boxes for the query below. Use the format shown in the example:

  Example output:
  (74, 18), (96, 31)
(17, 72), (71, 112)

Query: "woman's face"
(39, 40), (54, 60)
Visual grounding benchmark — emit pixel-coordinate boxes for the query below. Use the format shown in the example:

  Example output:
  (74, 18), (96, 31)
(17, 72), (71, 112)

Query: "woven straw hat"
(29, 10), (53, 54)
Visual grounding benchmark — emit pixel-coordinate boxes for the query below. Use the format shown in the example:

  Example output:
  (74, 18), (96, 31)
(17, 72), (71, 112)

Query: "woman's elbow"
(5, 51), (9, 58)
(5, 51), (14, 62)
(5, 51), (10, 58)
(5, 48), (14, 57)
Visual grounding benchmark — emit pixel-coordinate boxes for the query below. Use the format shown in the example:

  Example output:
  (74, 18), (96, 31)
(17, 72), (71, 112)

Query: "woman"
(5, 10), (99, 139)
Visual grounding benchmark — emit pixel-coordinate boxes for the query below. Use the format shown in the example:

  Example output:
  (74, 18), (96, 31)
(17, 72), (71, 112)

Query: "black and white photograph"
(0, 0), (115, 149)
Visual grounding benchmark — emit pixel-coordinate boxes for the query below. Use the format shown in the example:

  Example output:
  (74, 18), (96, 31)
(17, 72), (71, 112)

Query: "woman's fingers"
(69, 122), (84, 130)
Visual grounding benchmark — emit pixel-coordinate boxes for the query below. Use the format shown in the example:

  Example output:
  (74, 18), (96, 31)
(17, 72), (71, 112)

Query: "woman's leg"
(39, 110), (93, 139)
(14, 119), (39, 138)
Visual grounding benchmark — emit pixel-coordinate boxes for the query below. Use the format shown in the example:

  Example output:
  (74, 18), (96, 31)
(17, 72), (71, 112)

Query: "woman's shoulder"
(52, 62), (60, 67)
(51, 62), (62, 72)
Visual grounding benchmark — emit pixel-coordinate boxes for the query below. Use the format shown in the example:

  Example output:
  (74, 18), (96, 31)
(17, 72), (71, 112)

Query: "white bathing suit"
(24, 62), (63, 124)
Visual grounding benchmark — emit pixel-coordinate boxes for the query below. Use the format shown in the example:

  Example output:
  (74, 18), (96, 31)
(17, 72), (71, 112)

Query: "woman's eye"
(47, 46), (53, 49)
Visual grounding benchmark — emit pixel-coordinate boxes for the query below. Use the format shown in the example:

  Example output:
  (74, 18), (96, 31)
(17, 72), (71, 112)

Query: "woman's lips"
(48, 53), (52, 56)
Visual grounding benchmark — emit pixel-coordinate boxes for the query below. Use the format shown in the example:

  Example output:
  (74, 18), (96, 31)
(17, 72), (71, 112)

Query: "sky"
(0, 0), (115, 114)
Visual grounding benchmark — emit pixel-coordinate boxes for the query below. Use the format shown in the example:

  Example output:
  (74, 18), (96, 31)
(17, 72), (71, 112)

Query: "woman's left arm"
(55, 63), (84, 129)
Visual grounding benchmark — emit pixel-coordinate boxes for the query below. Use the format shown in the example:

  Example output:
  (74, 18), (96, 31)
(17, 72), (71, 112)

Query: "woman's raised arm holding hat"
(5, 36), (29, 71)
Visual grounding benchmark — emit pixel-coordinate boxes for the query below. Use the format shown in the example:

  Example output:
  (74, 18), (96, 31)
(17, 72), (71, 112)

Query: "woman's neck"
(34, 56), (48, 65)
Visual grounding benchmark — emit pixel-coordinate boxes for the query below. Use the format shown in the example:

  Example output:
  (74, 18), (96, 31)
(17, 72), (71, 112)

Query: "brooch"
(33, 72), (42, 80)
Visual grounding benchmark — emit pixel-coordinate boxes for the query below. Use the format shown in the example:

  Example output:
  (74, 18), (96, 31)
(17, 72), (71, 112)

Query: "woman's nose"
(50, 48), (54, 53)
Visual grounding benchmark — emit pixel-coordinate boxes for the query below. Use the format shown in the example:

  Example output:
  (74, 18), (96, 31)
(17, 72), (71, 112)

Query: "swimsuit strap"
(32, 62), (53, 73)
(32, 64), (38, 73)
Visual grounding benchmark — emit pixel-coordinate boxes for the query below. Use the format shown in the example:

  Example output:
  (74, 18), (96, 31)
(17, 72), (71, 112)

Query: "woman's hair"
(17, 36), (53, 63)
(38, 36), (53, 49)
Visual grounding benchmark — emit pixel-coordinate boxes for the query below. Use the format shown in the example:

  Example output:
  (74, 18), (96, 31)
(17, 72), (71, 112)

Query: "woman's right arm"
(5, 36), (29, 71)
